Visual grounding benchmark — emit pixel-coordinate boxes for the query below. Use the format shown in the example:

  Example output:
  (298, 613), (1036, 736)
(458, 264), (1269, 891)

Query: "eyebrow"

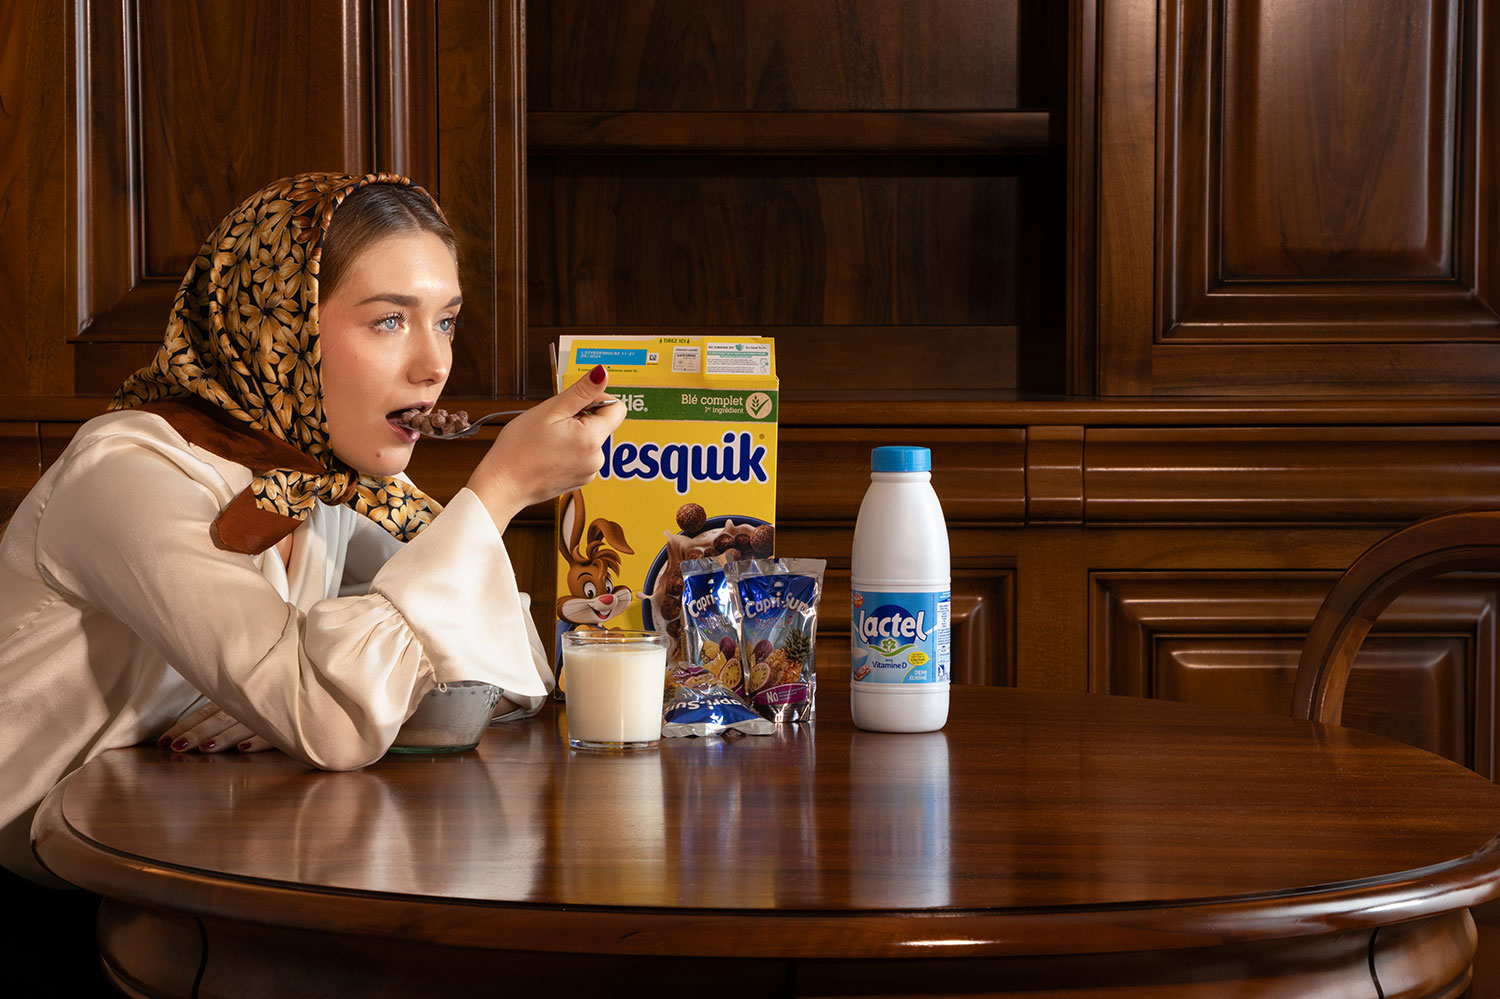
(353, 293), (463, 309)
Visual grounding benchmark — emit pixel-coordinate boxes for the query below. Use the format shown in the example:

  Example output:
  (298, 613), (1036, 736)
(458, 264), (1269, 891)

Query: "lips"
(386, 404), (431, 444)
(387, 416), (420, 444)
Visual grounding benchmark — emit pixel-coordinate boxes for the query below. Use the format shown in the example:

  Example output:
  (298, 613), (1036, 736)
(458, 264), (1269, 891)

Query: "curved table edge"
(33, 768), (1500, 959)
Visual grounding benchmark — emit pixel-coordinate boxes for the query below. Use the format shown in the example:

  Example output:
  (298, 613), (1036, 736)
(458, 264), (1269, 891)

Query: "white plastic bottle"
(850, 446), (951, 732)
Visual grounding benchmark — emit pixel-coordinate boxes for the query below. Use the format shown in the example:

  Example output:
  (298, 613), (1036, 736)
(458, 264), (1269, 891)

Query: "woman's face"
(316, 230), (460, 476)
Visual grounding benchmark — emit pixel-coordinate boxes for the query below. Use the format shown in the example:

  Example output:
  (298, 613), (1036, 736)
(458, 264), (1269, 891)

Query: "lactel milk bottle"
(850, 446), (951, 732)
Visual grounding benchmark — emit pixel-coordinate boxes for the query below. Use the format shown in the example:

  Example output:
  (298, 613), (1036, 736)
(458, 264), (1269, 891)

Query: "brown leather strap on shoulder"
(211, 488), (304, 555)
(135, 398), (324, 476)
(133, 397), (324, 553)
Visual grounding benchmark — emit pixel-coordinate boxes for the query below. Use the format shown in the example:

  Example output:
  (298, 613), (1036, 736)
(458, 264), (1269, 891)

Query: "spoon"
(407, 398), (619, 440)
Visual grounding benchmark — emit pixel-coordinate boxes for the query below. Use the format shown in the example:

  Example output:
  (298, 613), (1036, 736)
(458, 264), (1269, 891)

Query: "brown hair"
(319, 183), (456, 300)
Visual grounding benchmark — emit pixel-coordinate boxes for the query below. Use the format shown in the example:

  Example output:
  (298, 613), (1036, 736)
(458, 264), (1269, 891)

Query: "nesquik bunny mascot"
(556, 489), (634, 630)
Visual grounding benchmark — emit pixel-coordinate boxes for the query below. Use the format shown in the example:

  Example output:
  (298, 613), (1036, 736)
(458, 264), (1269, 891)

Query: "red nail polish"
(199, 741), (215, 752)
(589, 364), (606, 384)
(157, 736), (172, 750)
(238, 742), (253, 752)
(171, 738), (190, 751)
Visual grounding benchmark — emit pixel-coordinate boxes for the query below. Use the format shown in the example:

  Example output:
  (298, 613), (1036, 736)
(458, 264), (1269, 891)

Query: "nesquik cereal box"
(554, 335), (778, 691)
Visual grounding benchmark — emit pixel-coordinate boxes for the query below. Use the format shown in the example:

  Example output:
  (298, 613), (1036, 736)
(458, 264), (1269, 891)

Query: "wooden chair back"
(1292, 509), (1500, 725)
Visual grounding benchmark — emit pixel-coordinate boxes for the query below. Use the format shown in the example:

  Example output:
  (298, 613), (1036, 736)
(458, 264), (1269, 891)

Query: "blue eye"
(375, 313), (403, 331)
(437, 316), (458, 338)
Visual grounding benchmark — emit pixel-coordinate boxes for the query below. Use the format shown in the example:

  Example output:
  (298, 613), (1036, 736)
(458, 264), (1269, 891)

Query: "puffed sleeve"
(33, 434), (548, 770)
(339, 495), (556, 719)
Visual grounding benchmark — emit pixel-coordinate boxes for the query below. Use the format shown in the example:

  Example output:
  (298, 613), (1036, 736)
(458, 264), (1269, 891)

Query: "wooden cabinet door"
(1091, 571), (1500, 776)
(7, 0), (524, 401)
(68, 0), (375, 393)
(1096, 0), (1500, 395)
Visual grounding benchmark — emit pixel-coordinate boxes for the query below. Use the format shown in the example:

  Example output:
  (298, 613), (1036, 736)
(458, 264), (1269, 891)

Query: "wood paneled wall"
(2, 0), (1498, 778)
(1097, 0), (1500, 394)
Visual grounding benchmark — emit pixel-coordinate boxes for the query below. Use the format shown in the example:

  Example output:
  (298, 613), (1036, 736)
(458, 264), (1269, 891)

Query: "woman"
(0, 172), (625, 887)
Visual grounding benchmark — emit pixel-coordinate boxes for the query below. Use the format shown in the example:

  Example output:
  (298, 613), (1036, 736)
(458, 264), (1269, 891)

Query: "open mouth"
(386, 406), (428, 443)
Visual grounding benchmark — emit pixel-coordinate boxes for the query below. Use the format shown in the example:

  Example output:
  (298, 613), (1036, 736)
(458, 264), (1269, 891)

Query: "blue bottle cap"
(871, 446), (931, 472)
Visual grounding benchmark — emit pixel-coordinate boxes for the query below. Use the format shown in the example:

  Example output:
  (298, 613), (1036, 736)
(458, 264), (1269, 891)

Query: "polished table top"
(35, 684), (1500, 961)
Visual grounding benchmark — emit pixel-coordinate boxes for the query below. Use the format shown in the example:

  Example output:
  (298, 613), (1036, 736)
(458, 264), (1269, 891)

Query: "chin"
(339, 444), (413, 479)
(367, 455), (413, 478)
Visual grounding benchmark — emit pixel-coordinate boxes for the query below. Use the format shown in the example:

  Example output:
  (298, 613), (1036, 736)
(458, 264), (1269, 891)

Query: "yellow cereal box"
(554, 335), (778, 685)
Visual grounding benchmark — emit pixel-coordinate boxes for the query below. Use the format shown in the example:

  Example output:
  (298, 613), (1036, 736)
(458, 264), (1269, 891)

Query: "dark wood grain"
(434, 0), (526, 398)
(0, 2), (25, 375)
(88, 900), (1482, 998)
(1218, 2), (1455, 279)
(1093, 0), (1155, 393)
(135, 1), (369, 279)
(525, 0), (1066, 403)
(527, 0), (1027, 111)
(4, 0), (72, 396)
(0, 421), (41, 528)
(56, 0), (375, 352)
(1084, 426), (1500, 523)
(1099, 0), (1500, 393)
(74, 0), (133, 331)
(1065, 0), (1099, 395)
(34, 686), (1500, 996)
(1025, 424), (1084, 521)
(528, 156), (1026, 328)
(72, 342), (163, 397)
(374, 0), (439, 181)
(528, 110), (1055, 153)
(1091, 571), (1500, 775)
(43, 686), (1500, 920)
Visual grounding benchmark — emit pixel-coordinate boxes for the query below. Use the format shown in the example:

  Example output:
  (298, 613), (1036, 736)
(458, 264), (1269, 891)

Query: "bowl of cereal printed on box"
(640, 506), (773, 658)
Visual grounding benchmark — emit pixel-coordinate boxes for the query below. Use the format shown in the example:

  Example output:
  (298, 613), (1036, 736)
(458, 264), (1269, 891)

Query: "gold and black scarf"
(111, 172), (443, 554)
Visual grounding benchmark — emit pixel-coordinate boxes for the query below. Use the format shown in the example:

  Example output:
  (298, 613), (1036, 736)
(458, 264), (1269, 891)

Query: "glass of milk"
(560, 630), (669, 750)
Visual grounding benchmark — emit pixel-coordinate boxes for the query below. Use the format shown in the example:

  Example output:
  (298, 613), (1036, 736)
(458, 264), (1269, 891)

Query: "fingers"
(167, 708), (238, 752)
(560, 367), (627, 435)
(195, 721), (255, 754)
(156, 700), (221, 749)
(156, 700), (269, 754)
(466, 364), (629, 527)
(569, 363), (609, 406)
(586, 394), (628, 437)
(553, 365), (627, 421)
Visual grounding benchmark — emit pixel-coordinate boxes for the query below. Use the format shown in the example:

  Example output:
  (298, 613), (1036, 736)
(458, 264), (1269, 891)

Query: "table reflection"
(848, 730), (951, 908)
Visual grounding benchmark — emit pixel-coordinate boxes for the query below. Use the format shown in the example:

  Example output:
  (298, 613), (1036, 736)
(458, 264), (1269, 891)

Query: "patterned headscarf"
(112, 172), (444, 554)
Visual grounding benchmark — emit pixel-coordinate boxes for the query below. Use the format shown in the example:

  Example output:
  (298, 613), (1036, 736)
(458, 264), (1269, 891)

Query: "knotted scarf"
(111, 172), (444, 554)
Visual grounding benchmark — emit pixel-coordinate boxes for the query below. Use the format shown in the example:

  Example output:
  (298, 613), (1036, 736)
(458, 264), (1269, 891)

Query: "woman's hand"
(157, 700), (273, 754)
(465, 364), (628, 532)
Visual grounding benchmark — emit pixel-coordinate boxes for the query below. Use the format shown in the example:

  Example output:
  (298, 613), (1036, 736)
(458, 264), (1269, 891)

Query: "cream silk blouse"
(0, 411), (553, 885)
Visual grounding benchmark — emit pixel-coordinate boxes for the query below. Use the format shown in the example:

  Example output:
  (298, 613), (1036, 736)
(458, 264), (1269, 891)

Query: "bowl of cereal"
(640, 513), (772, 642)
(387, 680), (501, 754)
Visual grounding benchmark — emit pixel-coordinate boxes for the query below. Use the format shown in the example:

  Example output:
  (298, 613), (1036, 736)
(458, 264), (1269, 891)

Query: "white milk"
(562, 642), (668, 748)
(850, 446), (951, 733)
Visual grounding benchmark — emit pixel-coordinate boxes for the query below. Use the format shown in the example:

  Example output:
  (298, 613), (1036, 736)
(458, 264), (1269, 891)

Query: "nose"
(597, 593), (614, 605)
(409, 330), (451, 387)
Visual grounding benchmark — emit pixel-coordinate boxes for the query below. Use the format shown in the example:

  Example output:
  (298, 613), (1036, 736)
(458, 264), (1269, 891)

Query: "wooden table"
(33, 684), (1500, 998)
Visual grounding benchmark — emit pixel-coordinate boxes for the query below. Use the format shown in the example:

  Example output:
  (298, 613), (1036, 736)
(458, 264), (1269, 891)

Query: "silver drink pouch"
(733, 558), (826, 723)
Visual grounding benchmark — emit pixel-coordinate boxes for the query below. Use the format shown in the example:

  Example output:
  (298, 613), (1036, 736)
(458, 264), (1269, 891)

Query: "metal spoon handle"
(417, 397), (618, 439)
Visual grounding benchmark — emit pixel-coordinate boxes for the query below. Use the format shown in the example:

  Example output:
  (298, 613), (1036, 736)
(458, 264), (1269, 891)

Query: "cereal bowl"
(388, 680), (501, 754)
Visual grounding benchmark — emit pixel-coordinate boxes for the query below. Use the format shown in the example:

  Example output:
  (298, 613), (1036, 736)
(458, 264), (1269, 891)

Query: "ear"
(558, 490), (585, 562)
(588, 517), (635, 556)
